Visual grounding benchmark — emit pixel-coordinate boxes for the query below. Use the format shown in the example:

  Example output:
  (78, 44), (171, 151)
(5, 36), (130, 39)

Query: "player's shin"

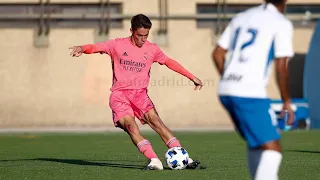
(137, 140), (158, 160)
(254, 150), (282, 180)
(165, 137), (182, 148)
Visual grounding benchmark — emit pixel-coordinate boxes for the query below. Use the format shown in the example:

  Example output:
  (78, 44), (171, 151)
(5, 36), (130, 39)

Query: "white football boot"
(143, 158), (164, 170)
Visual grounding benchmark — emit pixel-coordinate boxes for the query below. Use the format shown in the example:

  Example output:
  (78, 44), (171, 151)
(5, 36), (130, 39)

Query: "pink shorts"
(109, 89), (155, 127)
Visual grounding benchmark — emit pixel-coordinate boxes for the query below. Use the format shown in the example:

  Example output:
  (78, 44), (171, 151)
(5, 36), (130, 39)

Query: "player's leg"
(248, 117), (282, 180)
(110, 90), (162, 170)
(233, 97), (282, 180)
(143, 108), (177, 145)
(220, 95), (258, 176)
(127, 89), (180, 147)
(129, 89), (200, 169)
(252, 141), (282, 180)
(116, 116), (163, 170)
(142, 108), (201, 169)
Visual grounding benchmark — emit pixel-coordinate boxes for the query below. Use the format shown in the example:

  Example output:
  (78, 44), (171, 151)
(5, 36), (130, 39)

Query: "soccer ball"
(165, 147), (189, 170)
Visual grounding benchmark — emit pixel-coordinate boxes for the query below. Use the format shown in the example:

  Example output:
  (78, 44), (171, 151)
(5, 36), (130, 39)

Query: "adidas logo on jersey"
(122, 52), (128, 56)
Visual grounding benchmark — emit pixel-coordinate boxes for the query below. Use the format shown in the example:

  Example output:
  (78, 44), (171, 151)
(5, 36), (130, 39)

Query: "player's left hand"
(192, 77), (203, 90)
(280, 101), (295, 125)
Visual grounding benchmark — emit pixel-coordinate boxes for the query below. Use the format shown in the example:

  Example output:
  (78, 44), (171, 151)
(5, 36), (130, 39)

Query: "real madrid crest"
(143, 53), (148, 60)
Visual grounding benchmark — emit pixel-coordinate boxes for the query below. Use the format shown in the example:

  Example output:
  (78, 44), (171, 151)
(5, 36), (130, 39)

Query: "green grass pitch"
(0, 131), (319, 180)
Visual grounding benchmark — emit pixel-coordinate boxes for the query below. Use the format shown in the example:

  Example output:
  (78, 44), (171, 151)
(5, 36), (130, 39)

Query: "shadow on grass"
(286, 150), (320, 154)
(0, 158), (145, 169)
(0, 158), (207, 170)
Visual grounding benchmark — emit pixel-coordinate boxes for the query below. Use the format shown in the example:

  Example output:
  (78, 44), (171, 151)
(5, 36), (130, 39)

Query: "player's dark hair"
(131, 14), (152, 31)
(265, 0), (285, 5)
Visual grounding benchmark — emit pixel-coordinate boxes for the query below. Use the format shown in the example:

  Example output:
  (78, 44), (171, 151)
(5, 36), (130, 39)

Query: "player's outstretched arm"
(69, 44), (104, 57)
(164, 58), (203, 90)
(212, 46), (227, 76)
(69, 40), (115, 57)
(69, 44), (105, 57)
(275, 58), (294, 125)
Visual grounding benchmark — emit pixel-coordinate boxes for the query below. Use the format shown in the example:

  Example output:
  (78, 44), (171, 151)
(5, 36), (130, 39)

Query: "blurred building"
(0, 0), (318, 129)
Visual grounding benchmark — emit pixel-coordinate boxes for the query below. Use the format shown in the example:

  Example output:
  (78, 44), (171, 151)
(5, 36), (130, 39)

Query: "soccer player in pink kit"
(69, 14), (203, 170)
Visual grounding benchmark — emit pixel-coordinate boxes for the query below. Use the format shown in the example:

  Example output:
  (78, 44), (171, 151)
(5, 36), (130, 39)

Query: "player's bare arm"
(212, 46), (227, 76)
(163, 58), (203, 90)
(275, 57), (294, 125)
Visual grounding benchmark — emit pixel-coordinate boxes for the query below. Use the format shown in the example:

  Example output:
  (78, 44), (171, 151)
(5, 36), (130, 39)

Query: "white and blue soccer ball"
(165, 147), (189, 170)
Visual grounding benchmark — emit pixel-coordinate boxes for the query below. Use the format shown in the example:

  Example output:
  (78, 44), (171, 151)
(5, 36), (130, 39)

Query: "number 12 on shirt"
(228, 27), (258, 64)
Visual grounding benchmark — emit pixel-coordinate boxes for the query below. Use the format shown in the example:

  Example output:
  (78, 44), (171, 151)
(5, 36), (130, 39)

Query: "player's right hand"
(69, 46), (83, 57)
(281, 101), (295, 125)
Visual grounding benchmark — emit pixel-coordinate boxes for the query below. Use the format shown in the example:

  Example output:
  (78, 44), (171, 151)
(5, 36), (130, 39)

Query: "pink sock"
(137, 140), (158, 160)
(166, 137), (182, 148)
